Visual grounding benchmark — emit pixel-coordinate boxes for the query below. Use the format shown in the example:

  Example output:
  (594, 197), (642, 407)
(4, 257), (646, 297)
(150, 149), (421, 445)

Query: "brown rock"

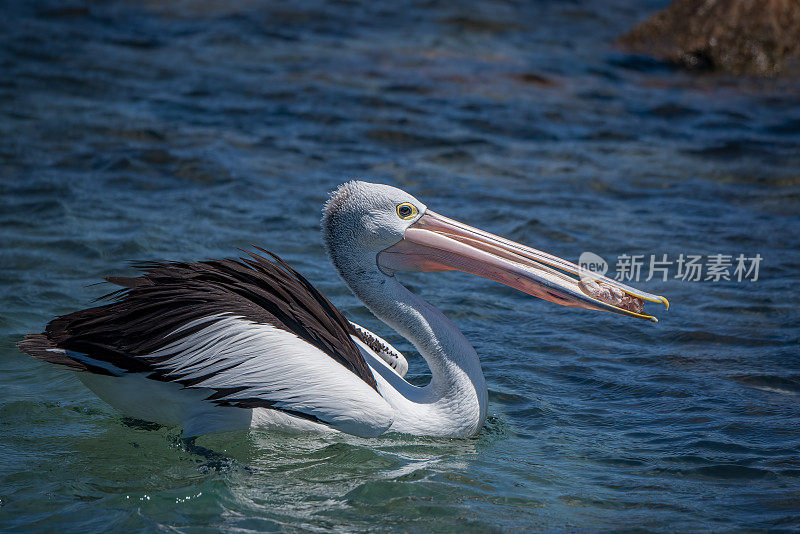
(617, 0), (800, 76)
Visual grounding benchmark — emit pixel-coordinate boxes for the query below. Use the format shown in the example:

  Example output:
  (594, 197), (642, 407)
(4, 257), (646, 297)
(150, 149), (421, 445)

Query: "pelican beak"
(377, 210), (669, 322)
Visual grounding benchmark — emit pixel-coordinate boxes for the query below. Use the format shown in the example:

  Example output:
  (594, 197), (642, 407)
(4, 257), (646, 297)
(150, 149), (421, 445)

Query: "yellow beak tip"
(659, 296), (670, 310)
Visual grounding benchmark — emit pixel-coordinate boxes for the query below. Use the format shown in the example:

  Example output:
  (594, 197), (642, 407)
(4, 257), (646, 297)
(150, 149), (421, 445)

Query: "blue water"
(2, 0), (800, 531)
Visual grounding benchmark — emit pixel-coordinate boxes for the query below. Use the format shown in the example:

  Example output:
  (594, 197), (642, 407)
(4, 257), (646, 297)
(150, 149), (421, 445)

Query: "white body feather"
(78, 314), (396, 437)
(76, 303), (485, 438)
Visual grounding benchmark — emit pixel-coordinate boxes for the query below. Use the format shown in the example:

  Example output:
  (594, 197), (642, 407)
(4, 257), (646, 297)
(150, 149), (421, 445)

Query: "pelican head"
(322, 181), (668, 321)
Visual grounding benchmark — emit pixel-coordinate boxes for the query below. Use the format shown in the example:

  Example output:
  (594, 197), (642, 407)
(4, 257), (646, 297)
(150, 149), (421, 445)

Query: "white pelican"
(19, 181), (668, 438)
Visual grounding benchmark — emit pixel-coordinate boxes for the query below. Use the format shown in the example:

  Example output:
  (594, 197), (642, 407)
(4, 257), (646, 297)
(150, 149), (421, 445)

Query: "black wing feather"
(18, 248), (378, 392)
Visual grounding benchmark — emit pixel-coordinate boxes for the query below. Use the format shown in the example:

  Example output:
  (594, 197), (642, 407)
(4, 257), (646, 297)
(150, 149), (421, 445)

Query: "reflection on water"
(1, 0), (799, 531)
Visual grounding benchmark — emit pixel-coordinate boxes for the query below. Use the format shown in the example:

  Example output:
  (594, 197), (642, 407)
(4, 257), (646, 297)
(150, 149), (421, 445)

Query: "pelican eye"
(396, 202), (418, 220)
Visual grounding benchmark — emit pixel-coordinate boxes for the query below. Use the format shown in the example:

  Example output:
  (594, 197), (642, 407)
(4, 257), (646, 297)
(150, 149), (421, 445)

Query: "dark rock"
(617, 0), (800, 76)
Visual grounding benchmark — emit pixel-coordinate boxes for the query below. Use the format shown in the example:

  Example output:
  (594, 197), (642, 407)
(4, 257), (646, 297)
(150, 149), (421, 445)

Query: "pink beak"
(377, 210), (669, 322)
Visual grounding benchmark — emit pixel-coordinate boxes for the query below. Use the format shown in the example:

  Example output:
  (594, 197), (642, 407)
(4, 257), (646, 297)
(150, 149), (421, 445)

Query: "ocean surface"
(2, 0), (799, 531)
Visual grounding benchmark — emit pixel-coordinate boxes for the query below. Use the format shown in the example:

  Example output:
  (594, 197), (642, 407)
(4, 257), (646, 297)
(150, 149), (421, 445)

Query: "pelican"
(19, 181), (668, 438)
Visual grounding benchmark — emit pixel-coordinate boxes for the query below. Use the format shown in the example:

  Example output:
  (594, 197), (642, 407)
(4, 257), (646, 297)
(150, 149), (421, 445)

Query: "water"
(2, 0), (799, 531)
